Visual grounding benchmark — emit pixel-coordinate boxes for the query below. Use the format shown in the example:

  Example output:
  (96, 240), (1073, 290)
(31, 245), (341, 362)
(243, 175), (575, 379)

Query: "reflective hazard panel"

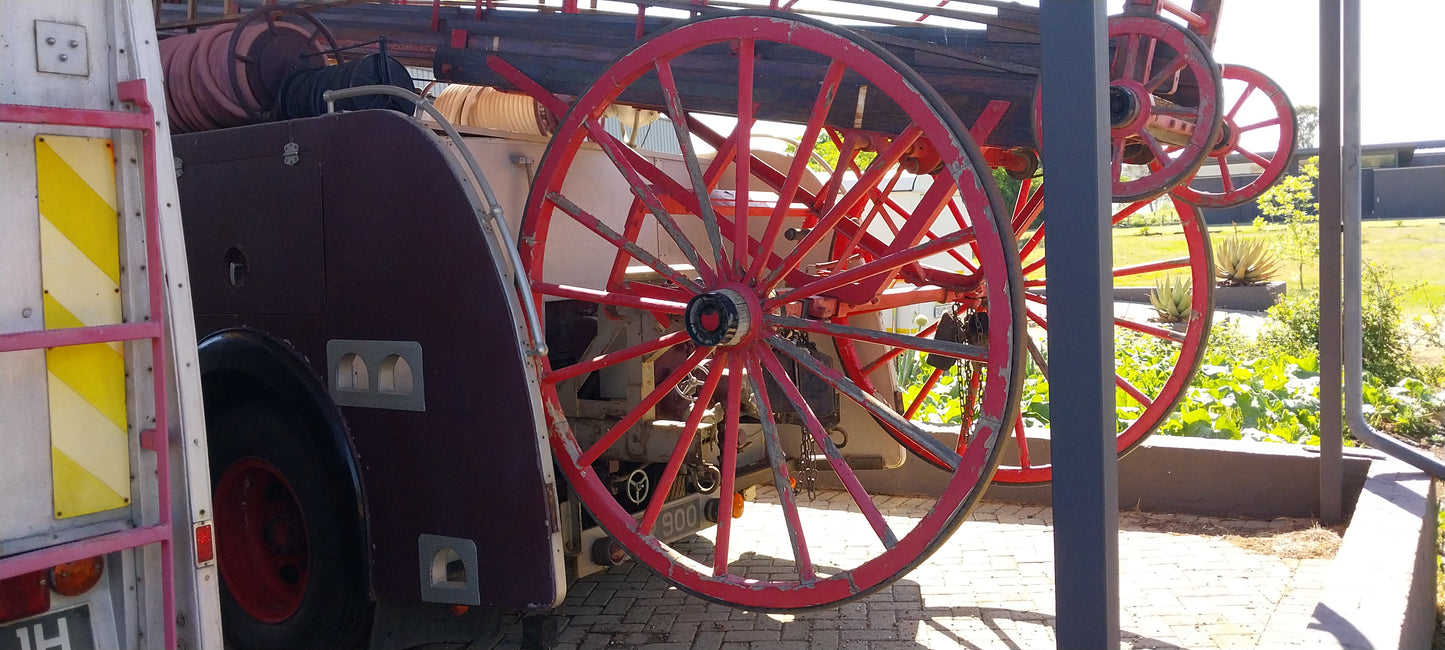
(36, 134), (131, 518)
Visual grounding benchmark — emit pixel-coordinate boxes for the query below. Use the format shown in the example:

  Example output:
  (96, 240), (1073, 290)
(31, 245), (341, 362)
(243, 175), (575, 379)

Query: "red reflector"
(0, 570), (50, 623)
(195, 524), (215, 564)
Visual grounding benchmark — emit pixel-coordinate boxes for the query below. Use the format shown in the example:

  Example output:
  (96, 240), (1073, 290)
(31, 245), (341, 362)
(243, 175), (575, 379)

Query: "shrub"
(1257, 263), (1422, 385)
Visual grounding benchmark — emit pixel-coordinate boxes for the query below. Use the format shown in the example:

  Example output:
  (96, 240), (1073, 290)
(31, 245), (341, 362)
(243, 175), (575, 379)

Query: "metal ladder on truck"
(0, 2), (221, 648)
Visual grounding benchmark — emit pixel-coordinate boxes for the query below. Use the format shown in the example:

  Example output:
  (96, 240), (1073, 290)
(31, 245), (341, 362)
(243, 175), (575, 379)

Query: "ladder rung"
(0, 321), (163, 353)
(0, 524), (169, 579)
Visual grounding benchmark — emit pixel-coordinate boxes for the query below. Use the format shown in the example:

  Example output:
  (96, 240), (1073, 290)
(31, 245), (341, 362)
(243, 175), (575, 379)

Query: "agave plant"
(1214, 235), (1282, 286)
(1149, 275), (1193, 323)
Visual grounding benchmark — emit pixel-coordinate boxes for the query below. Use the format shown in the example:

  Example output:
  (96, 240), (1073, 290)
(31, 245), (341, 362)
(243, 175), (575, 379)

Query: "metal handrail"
(322, 85), (548, 357)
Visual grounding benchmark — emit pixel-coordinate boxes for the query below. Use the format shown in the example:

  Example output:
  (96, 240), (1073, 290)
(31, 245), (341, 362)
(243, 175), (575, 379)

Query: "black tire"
(209, 401), (372, 650)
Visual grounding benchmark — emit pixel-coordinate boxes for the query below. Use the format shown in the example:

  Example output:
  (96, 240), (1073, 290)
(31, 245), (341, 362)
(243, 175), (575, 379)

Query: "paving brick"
(493, 488), (1341, 650)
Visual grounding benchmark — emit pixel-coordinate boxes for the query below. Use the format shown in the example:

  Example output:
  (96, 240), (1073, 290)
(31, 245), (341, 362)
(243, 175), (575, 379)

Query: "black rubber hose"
(276, 54), (414, 120)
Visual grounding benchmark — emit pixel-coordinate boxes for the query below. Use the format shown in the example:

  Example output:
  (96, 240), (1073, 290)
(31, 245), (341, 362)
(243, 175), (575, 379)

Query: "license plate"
(650, 496), (707, 541)
(0, 605), (94, 650)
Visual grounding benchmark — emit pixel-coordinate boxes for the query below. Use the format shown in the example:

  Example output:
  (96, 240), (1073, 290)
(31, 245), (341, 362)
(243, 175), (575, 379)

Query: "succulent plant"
(1214, 235), (1282, 286)
(1149, 275), (1193, 323)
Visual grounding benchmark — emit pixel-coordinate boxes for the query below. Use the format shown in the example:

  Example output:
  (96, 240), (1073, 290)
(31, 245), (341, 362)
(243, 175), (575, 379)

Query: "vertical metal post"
(1040, 2), (1118, 648)
(1317, 0), (1344, 525)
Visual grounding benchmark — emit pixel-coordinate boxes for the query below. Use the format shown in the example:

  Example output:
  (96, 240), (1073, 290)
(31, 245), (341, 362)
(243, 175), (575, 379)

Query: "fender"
(197, 327), (373, 595)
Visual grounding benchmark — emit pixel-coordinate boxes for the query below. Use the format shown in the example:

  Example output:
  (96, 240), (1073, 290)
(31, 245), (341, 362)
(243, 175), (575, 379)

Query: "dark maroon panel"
(179, 158), (326, 315)
(175, 111), (558, 609)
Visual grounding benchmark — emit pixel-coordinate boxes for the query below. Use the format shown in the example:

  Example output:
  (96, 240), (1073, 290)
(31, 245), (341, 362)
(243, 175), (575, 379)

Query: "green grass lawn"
(1026, 217), (1445, 316)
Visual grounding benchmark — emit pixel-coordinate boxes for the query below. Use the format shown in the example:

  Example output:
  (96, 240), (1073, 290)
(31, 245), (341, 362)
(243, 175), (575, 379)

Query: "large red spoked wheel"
(842, 190), (1213, 484)
(522, 12), (1024, 610)
(1034, 16), (1223, 202)
(1172, 64), (1296, 208)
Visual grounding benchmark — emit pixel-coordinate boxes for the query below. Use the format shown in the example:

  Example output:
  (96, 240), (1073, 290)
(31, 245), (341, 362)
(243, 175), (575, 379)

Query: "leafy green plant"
(1214, 235), (1282, 286)
(1149, 275), (1193, 323)
(1258, 263), (1424, 386)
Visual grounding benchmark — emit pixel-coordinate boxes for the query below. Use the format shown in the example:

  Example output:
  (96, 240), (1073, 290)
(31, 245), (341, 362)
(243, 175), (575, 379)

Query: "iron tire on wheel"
(522, 11), (1025, 611)
(210, 402), (371, 650)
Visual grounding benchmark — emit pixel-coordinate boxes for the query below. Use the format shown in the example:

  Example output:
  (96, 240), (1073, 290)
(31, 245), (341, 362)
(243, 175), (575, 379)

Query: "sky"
(1130, 0), (1443, 146)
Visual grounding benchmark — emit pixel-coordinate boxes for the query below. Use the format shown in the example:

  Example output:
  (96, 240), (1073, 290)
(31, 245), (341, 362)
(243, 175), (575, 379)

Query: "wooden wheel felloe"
(521, 12), (1024, 611)
(1172, 64), (1297, 208)
(843, 189), (1213, 484)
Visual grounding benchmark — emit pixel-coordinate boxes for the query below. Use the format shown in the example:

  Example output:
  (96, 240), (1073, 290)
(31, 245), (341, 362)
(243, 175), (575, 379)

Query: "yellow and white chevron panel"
(36, 134), (132, 519)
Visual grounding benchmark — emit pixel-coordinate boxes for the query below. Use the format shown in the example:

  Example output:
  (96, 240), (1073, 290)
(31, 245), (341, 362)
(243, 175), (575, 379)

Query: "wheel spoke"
(639, 352), (727, 535)
(733, 38), (755, 277)
(578, 347), (711, 467)
(1217, 156), (1235, 193)
(750, 60), (847, 282)
(1110, 139), (1125, 184)
(1012, 417), (1032, 469)
(1115, 316), (1187, 343)
(1140, 131), (1170, 165)
(606, 199), (653, 288)
(904, 367), (945, 420)
(1236, 116), (1281, 133)
(767, 227), (977, 309)
(1236, 146), (1272, 168)
(582, 117), (718, 285)
(743, 353), (816, 583)
(762, 125), (924, 293)
(1025, 334), (1048, 379)
(1225, 83), (1256, 121)
(766, 315), (987, 364)
(758, 348), (897, 549)
(860, 322), (939, 375)
(1115, 372), (1153, 408)
(1018, 223), (1046, 264)
(531, 281), (687, 314)
(767, 334), (962, 469)
(712, 353), (744, 577)
(1112, 256), (1192, 278)
(548, 192), (703, 293)
(656, 58), (728, 275)
(1143, 55), (1187, 93)
(544, 330), (690, 385)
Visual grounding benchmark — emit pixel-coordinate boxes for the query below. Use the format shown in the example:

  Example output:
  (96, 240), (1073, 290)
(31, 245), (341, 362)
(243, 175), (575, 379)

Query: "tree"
(1295, 104), (1319, 149)
(1254, 156), (1319, 287)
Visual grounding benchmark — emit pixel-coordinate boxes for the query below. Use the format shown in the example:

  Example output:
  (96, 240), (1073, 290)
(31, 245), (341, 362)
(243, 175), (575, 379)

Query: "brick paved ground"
(497, 488), (1332, 649)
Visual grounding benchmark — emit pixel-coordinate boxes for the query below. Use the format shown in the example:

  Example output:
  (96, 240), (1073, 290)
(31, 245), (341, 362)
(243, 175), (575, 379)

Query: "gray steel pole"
(1040, 2), (1118, 647)
(1318, 0), (1344, 524)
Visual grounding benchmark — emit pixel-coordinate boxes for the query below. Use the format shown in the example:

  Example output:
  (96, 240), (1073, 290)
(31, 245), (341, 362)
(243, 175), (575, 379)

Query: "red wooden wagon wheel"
(1172, 64), (1297, 208)
(1033, 15), (1223, 202)
(520, 12), (1025, 610)
(841, 191), (1213, 484)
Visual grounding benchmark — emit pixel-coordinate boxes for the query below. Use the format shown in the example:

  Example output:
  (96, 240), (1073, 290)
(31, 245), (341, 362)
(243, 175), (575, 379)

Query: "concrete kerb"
(1302, 457), (1438, 649)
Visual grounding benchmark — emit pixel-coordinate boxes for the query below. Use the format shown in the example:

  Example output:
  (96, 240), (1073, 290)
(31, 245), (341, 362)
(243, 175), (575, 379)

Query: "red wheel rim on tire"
(215, 457), (311, 624)
(521, 12), (1024, 611)
(1172, 64), (1296, 208)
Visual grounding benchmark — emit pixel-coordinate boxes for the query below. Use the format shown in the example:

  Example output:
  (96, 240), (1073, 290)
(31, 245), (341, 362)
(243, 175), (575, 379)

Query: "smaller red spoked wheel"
(1172, 64), (1297, 208)
(214, 457), (310, 624)
(1033, 15), (1223, 203)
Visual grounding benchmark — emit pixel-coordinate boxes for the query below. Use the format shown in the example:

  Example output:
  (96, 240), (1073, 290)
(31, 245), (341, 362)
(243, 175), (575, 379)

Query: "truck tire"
(210, 401), (372, 649)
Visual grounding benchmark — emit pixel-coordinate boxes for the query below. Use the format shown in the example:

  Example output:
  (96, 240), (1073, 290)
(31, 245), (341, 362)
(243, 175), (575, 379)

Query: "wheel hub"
(684, 289), (752, 347)
(1109, 84), (1142, 129)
